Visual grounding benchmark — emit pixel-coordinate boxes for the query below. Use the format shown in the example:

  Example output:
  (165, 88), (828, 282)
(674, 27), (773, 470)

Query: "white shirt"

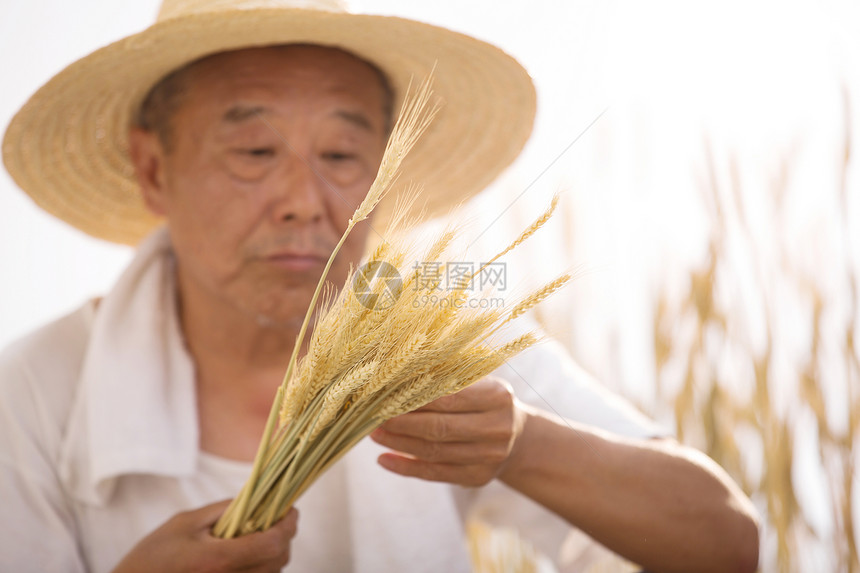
(0, 228), (663, 572)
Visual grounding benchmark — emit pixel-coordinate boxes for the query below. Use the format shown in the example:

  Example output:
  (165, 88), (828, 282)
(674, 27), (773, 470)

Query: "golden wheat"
(212, 75), (569, 540)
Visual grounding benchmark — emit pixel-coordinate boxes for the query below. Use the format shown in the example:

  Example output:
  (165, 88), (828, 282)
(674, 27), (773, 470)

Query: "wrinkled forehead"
(145, 44), (395, 132)
(136, 43), (396, 148)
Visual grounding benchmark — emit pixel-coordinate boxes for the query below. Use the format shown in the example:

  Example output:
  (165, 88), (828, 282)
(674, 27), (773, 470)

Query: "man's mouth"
(265, 251), (328, 272)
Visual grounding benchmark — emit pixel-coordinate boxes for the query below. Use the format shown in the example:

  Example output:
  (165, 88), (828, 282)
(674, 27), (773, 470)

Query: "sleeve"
(454, 326), (668, 571)
(0, 348), (88, 573)
(498, 336), (667, 440)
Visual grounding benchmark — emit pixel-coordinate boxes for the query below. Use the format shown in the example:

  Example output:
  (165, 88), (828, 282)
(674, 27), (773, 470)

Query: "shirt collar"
(60, 226), (199, 506)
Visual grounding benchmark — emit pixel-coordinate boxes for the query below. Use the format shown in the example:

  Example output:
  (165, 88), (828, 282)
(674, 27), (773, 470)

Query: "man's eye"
(323, 151), (355, 161)
(239, 148), (275, 158)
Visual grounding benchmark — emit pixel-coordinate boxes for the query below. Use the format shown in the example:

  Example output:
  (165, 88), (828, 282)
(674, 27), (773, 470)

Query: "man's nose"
(271, 152), (328, 224)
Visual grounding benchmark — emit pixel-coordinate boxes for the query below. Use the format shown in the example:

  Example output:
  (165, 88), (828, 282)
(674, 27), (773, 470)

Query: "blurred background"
(1, 0), (858, 570)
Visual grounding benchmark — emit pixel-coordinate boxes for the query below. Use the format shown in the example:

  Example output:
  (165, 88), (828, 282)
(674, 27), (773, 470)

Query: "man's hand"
(112, 500), (299, 573)
(370, 377), (526, 487)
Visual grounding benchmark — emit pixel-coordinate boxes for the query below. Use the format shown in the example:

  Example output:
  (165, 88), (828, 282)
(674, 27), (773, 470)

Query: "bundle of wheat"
(213, 75), (569, 539)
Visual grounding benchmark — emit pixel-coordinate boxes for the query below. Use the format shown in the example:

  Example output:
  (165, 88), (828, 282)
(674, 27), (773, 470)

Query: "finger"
(377, 453), (495, 487)
(252, 508), (299, 569)
(176, 499), (234, 529)
(416, 377), (512, 413)
(269, 507), (299, 541)
(377, 411), (511, 443)
(371, 428), (509, 465)
(213, 508), (298, 569)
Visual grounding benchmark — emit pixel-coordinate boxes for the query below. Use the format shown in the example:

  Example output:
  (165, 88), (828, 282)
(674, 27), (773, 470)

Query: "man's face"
(135, 46), (390, 328)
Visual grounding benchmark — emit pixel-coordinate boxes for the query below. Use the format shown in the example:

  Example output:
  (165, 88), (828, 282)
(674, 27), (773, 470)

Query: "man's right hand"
(112, 500), (298, 573)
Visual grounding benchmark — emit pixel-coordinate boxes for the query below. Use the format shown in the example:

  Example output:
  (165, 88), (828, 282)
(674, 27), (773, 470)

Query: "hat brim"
(2, 9), (536, 245)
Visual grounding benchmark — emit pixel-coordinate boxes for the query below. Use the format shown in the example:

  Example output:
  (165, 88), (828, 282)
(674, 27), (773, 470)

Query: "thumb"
(180, 499), (234, 528)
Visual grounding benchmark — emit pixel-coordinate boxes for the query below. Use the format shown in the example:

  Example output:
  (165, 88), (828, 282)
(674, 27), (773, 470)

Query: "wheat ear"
(214, 74), (437, 538)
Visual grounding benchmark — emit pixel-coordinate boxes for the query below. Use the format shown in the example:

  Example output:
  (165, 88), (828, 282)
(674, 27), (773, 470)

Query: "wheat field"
(516, 89), (859, 571)
(458, 86), (859, 571)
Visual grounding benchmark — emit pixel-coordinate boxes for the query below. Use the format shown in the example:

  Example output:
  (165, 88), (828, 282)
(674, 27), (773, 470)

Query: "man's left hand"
(370, 377), (526, 487)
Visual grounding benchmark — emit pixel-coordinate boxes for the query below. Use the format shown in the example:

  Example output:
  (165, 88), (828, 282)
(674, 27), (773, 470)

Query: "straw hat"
(2, 0), (536, 245)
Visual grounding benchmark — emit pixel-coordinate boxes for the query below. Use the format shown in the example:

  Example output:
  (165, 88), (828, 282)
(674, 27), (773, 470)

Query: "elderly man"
(0, 1), (759, 572)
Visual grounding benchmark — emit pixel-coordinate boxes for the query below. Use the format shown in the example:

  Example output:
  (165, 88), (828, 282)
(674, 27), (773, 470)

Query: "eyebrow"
(333, 110), (375, 132)
(222, 105), (268, 123)
(220, 105), (376, 132)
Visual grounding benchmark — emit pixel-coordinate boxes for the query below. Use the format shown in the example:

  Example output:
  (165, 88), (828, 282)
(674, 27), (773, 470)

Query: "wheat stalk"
(212, 74), (569, 539)
(214, 73), (438, 538)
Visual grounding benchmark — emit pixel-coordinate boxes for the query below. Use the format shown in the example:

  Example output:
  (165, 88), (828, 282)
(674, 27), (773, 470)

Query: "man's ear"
(128, 127), (169, 217)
